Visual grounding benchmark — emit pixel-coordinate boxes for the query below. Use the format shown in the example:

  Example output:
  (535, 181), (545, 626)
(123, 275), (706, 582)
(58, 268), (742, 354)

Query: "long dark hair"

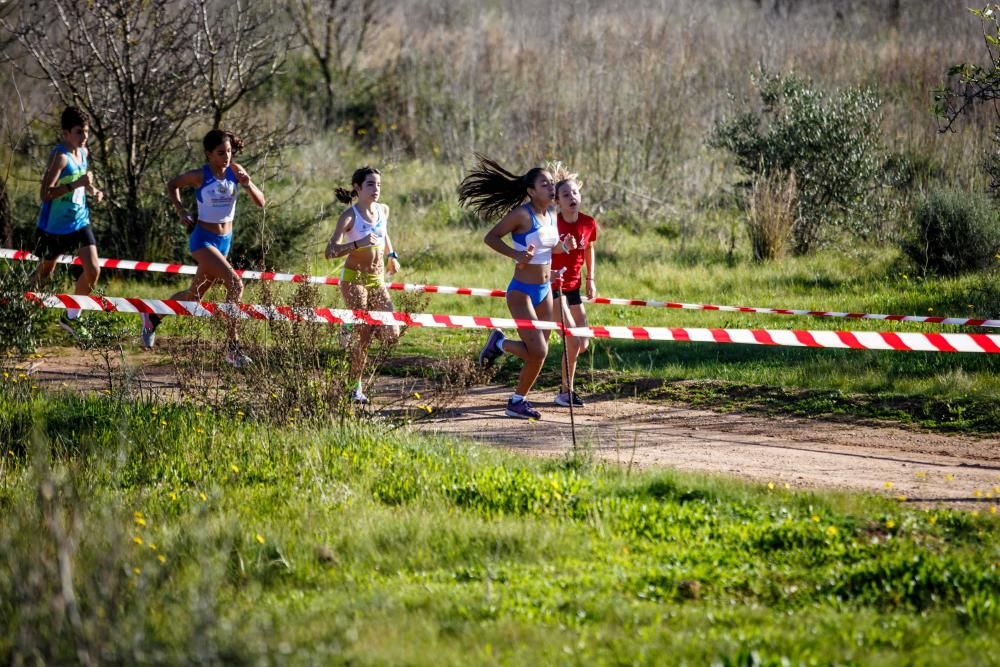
(458, 154), (548, 222)
(335, 166), (381, 204)
(203, 129), (244, 154)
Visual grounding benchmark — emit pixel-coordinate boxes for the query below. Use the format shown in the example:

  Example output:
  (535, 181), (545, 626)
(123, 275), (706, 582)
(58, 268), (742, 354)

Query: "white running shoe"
(225, 342), (253, 368)
(140, 313), (160, 349)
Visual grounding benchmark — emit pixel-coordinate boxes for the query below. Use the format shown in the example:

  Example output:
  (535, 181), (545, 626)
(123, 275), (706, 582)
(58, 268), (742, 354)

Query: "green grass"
(2, 387), (1000, 665)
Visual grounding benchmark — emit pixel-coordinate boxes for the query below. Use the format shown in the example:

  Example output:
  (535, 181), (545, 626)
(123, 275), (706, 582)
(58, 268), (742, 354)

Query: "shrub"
(746, 170), (799, 262)
(901, 188), (1000, 276)
(709, 70), (886, 254)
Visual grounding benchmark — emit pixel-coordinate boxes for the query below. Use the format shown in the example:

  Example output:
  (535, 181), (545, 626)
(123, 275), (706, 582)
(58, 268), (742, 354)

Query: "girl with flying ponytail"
(459, 155), (577, 420)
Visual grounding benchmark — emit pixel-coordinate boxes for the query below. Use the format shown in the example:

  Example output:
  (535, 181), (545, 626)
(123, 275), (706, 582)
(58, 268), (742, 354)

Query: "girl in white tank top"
(325, 166), (402, 404)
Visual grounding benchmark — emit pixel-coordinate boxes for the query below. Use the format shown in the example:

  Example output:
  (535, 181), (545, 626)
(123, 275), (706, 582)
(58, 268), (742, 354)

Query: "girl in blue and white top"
(325, 166), (401, 404)
(141, 129), (265, 368)
(459, 155), (577, 420)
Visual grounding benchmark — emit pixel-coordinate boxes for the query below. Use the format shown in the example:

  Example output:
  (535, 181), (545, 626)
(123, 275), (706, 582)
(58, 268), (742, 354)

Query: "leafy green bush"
(901, 188), (1000, 276)
(709, 70), (887, 254)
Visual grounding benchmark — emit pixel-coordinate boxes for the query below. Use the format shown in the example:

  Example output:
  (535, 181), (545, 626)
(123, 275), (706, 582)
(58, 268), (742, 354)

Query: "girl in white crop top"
(325, 166), (401, 405)
(458, 156), (577, 421)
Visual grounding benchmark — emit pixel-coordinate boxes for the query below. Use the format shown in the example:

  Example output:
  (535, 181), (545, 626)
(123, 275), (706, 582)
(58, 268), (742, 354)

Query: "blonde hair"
(547, 160), (582, 194)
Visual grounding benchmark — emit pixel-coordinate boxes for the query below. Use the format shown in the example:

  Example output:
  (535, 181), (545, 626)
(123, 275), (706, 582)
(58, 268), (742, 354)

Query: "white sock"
(66, 308), (80, 320)
(495, 333), (506, 352)
(511, 393), (525, 403)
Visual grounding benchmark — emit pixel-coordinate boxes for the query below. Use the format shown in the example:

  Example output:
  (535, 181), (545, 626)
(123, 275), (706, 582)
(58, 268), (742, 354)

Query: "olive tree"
(709, 70), (886, 254)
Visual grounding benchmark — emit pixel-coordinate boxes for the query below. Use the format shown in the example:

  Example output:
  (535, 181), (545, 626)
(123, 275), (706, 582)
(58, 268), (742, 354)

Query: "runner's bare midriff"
(197, 220), (233, 235)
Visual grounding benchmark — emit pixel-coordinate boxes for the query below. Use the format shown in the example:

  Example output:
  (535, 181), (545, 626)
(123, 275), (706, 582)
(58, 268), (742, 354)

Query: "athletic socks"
(511, 393), (526, 404)
(66, 308), (80, 320)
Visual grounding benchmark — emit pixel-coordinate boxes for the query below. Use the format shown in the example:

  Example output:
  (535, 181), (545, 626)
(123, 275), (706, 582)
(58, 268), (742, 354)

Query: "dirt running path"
(17, 349), (1000, 506)
(412, 385), (1000, 506)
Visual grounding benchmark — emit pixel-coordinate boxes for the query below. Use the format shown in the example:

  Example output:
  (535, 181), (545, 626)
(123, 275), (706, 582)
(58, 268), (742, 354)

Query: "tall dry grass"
(359, 0), (992, 212)
(747, 169), (799, 261)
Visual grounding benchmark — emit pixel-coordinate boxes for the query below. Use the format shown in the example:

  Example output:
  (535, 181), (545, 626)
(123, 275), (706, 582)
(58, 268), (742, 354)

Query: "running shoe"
(58, 313), (88, 342)
(351, 387), (369, 405)
(554, 391), (585, 407)
(225, 342), (253, 369)
(505, 398), (541, 420)
(478, 328), (505, 368)
(140, 312), (161, 349)
(339, 324), (354, 348)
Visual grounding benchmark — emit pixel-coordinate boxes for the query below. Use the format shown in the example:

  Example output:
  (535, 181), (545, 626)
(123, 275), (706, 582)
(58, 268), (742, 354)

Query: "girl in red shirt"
(550, 172), (598, 407)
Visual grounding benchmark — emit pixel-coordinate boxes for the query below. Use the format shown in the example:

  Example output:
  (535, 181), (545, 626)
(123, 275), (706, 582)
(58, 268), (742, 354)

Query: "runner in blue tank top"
(459, 156), (578, 420)
(32, 107), (105, 341)
(140, 129), (265, 368)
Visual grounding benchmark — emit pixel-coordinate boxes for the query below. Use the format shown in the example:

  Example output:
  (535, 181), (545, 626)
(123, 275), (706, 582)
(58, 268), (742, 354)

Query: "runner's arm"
(39, 153), (71, 202)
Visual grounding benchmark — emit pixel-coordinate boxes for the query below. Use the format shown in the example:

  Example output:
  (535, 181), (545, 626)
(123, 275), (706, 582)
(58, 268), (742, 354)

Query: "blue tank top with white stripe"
(511, 204), (558, 265)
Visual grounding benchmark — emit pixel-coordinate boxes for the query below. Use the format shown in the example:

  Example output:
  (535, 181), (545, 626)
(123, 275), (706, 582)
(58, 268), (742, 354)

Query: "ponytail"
(337, 165), (381, 204)
(458, 154), (547, 222)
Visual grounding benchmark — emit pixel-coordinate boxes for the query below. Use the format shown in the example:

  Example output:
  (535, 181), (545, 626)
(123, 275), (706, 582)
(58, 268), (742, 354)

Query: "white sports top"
(196, 165), (239, 223)
(341, 204), (387, 247)
(511, 204), (558, 265)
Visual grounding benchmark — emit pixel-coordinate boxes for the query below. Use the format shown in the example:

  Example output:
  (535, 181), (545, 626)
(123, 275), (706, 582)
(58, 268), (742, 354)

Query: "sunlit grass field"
(3, 388), (1000, 665)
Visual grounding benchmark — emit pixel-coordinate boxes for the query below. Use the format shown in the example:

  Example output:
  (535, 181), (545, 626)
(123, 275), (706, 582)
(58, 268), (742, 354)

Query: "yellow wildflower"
(255, 534), (265, 544)
(132, 536), (144, 546)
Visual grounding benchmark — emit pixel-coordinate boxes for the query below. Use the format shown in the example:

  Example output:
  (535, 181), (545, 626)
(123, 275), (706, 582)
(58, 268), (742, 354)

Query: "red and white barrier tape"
(5, 248), (998, 328)
(26, 292), (1000, 353)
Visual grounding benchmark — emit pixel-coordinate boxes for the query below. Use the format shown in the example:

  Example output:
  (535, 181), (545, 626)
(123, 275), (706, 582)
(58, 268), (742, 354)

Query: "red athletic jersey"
(551, 212), (598, 291)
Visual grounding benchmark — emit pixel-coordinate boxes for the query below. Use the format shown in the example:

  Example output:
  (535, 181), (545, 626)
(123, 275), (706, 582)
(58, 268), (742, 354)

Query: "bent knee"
(526, 341), (549, 361)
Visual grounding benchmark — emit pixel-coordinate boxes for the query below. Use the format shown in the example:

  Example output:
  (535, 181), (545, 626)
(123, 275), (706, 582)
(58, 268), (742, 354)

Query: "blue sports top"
(196, 165), (239, 224)
(511, 204), (558, 265)
(341, 204), (388, 247)
(37, 144), (89, 235)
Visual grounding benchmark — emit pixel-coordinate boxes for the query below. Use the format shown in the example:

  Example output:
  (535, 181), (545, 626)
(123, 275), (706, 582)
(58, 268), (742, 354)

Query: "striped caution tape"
(25, 292), (1000, 353)
(4, 248), (996, 328)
